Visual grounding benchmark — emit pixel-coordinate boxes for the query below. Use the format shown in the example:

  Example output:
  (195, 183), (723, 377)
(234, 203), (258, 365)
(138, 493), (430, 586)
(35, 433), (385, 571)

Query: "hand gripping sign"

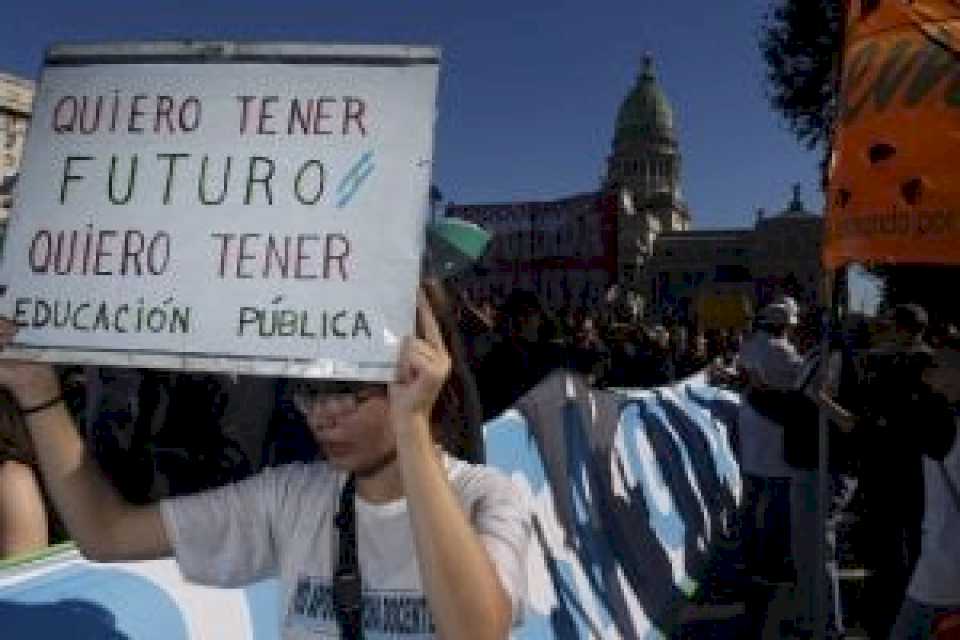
(825, 0), (960, 269)
(0, 42), (440, 380)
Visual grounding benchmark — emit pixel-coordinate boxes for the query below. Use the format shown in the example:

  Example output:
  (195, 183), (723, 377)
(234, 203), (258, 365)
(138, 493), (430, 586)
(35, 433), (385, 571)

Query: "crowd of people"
(722, 297), (960, 639)
(2, 280), (960, 639)
(457, 286), (960, 639)
(461, 289), (737, 421)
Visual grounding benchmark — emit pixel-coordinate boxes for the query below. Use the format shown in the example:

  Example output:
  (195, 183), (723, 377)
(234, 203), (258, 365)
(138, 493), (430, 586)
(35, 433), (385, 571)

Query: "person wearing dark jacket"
(567, 317), (610, 387)
(634, 325), (675, 388)
(477, 291), (560, 420)
(675, 332), (712, 379)
(851, 304), (958, 639)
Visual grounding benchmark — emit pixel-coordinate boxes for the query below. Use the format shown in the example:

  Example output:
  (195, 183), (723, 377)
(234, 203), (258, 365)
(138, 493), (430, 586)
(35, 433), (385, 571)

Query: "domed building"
(602, 55), (691, 316)
(448, 55), (822, 330)
(449, 55), (690, 321)
(604, 55), (688, 231)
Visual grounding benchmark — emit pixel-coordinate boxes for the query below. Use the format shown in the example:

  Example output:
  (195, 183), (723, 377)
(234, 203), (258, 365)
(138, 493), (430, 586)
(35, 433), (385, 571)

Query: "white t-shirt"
(161, 454), (530, 639)
(907, 430), (960, 607)
(737, 331), (804, 477)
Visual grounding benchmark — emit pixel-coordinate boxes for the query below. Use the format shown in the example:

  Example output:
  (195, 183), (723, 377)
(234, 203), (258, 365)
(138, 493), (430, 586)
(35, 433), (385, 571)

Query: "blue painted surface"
(1, 564), (189, 639)
(245, 578), (282, 640)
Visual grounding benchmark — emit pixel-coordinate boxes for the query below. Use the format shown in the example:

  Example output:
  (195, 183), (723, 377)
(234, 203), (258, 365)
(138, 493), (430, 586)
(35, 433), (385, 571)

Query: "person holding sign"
(0, 392), (54, 558)
(0, 280), (530, 639)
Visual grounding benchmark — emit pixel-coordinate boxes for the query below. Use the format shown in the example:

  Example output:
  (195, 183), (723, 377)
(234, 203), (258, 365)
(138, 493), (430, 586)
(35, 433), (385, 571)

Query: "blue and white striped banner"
(484, 371), (741, 639)
(0, 372), (740, 639)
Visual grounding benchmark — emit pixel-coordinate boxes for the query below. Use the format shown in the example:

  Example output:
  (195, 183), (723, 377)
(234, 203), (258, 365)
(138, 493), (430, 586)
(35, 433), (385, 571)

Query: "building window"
(0, 115), (14, 150)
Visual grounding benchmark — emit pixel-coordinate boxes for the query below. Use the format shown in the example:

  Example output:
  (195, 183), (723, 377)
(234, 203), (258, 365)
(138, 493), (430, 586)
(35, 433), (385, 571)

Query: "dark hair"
(493, 290), (543, 338)
(761, 322), (789, 338)
(420, 278), (485, 462)
(893, 303), (929, 336)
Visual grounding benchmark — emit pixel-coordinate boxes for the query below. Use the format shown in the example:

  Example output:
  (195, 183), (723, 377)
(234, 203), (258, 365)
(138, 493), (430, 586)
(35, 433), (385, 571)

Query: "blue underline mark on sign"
(336, 151), (375, 209)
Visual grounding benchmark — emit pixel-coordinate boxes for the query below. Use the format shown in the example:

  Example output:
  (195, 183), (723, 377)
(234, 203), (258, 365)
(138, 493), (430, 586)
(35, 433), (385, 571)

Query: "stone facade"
(645, 187), (823, 329)
(0, 70), (35, 249)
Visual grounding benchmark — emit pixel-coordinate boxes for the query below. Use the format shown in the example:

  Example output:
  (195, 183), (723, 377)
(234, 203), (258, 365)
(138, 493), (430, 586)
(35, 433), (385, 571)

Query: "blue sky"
(1, 0), (824, 229)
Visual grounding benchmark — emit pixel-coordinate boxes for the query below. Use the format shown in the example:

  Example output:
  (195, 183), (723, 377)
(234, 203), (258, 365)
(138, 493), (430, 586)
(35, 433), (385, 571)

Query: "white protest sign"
(0, 42), (440, 380)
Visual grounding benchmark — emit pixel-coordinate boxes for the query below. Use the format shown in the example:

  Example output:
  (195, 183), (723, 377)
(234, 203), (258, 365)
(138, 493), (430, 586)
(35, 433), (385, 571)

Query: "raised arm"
(389, 291), (520, 640)
(0, 318), (170, 561)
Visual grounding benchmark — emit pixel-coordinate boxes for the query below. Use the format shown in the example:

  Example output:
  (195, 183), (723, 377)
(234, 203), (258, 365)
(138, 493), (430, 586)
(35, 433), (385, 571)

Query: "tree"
(759, 0), (842, 173)
(762, 4), (960, 330)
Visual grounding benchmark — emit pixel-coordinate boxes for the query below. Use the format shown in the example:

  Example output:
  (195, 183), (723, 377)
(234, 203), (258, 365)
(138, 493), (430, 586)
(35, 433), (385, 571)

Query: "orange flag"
(824, 0), (960, 268)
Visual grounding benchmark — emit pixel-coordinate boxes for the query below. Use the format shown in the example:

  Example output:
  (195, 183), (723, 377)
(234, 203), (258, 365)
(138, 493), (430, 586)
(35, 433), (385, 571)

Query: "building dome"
(613, 55), (676, 147)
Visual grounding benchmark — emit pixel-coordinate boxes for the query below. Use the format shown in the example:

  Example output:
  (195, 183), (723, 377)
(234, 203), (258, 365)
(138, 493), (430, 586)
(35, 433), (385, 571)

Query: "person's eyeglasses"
(292, 381), (386, 415)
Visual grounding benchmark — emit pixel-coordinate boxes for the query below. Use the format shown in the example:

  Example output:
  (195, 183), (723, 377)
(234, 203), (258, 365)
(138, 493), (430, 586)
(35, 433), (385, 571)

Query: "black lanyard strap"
(333, 473), (364, 640)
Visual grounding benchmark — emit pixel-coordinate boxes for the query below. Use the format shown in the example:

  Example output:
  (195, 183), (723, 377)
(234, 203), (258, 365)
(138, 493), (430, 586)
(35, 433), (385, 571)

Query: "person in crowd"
(0, 281), (530, 640)
(725, 328), (745, 365)
(454, 292), (498, 375)
(84, 369), (281, 503)
(636, 324), (675, 387)
(477, 289), (560, 420)
(567, 316), (610, 387)
(675, 332), (712, 379)
(669, 325), (688, 366)
(754, 329), (859, 639)
(1, 372), (78, 559)
(600, 322), (639, 388)
(705, 328), (731, 368)
(737, 302), (805, 636)
(849, 303), (958, 640)
(1, 391), (56, 558)
(889, 342), (960, 639)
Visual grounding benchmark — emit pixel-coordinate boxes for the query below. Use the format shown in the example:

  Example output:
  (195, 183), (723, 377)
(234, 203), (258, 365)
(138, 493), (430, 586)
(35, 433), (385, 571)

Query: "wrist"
(20, 393), (65, 417)
(394, 413), (434, 448)
(391, 406), (431, 429)
(14, 380), (62, 409)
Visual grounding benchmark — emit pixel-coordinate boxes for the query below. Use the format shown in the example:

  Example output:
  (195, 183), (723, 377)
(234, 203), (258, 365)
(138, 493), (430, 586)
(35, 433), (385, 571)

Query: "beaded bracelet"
(20, 394), (64, 417)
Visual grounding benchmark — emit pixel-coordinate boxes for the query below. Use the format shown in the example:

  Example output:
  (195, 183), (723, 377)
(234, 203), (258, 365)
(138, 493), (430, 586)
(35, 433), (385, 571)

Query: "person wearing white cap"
(774, 295), (801, 328)
(737, 302), (805, 635)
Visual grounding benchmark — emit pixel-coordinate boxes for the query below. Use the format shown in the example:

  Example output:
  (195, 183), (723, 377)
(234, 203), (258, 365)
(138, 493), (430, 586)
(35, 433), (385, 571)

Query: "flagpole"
(816, 1), (851, 635)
